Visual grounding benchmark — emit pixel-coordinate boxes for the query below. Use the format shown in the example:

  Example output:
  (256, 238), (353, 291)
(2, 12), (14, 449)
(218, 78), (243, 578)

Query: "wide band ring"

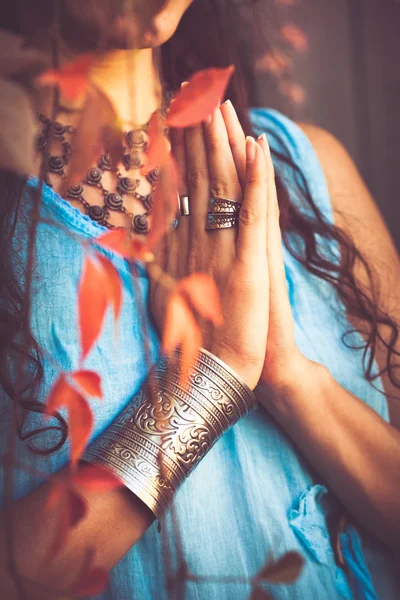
(205, 213), (239, 230)
(208, 197), (242, 214)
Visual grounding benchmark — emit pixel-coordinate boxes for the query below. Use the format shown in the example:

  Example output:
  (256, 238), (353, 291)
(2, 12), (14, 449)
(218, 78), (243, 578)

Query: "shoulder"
(298, 123), (400, 426)
(295, 122), (398, 262)
(295, 123), (361, 200)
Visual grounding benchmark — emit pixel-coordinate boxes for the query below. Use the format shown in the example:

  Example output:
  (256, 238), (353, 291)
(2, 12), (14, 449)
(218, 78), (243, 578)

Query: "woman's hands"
(150, 104), (270, 390)
(150, 98), (307, 392)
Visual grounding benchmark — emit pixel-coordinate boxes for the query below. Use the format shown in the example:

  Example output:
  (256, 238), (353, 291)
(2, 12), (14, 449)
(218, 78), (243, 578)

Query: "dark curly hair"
(0, 0), (399, 455)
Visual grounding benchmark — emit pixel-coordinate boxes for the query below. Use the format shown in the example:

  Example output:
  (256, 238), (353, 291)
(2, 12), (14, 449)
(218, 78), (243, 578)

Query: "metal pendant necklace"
(36, 93), (172, 236)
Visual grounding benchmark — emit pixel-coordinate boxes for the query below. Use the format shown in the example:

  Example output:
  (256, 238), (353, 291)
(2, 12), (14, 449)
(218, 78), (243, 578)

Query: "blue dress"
(0, 109), (398, 600)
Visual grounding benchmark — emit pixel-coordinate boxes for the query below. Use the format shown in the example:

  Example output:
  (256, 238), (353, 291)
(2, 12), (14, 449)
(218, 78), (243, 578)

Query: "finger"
(236, 137), (268, 264)
(257, 134), (293, 335)
(169, 127), (189, 278)
(203, 106), (242, 204)
(184, 122), (210, 234)
(220, 100), (246, 187)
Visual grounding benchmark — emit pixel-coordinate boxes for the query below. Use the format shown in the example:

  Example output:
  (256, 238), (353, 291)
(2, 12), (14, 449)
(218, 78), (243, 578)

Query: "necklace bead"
(98, 154), (113, 171)
(86, 168), (103, 185)
(105, 193), (124, 210)
(36, 89), (173, 236)
(67, 183), (84, 199)
(88, 205), (107, 222)
(117, 176), (139, 195)
(133, 214), (149, 234)
(51, 122), (67, 138)
(48, 155), (65, 175)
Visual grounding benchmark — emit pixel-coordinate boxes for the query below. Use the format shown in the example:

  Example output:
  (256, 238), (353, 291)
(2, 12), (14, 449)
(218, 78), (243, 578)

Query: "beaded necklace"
(36, 93), (172, 235)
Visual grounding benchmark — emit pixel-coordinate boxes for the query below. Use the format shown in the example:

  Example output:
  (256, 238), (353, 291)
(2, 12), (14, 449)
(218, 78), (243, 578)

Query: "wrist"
(207, 343), (262, 391)
(82, 347), (257, 519)
(257, 351), (327, 414)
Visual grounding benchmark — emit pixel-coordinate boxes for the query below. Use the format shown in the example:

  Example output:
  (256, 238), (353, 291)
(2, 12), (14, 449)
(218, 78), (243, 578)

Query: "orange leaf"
(95, 229), (133, 258)
(166, 66), (235, 128)
(71, 370), (103, 399)
(147, 153), (179, 249)
(96, 254), (123, 321)
(46, 373), (74, 416)
(279, 80), (306, 106)
(162, 293), (202, 377)
(45, 480), (87, 559)
(37, 53), (95, 102)
(62, 87), (122, 190)
(94, 230), (155, 264)
(79, 256), (109, 360)
(255, 50), (292, 74)
(71, 464), (124, 492)
(258, 551), (304, 584)
(280, 24), (309, 53)
(178, 274), (223, 326)
(145, 111), (170, 173)
(47, 374), (94, 464)
(73, 567), (109, 596)
(68, 393), (94, 465)
(68, 487), (88, 528)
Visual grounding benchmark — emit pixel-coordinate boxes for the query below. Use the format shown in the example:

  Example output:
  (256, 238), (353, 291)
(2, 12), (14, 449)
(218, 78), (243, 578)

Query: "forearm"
(0, 469), (153, 599)
(259, 356), (400, 548)
(0, 348), (256, 598)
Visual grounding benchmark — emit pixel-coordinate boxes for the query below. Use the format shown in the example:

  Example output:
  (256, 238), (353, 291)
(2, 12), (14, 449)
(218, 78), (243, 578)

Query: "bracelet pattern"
(83, 348), (257, 518)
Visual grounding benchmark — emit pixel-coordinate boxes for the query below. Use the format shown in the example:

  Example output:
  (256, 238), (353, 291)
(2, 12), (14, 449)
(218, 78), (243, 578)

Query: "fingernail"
(246, 136), (256, 162)
(205, 113), (213, 125)
(257, 133), (267, 141)
(222, 99), (232, 107)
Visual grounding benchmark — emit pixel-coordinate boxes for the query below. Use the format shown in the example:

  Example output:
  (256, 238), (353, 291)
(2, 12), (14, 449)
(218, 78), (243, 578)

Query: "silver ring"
(205, 213), (239, 230)
(179, 195), (190, 216)
(208, 197), (242, 214)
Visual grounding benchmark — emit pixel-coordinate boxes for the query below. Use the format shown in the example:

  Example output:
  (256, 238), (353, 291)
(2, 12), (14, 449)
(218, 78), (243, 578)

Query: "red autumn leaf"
(45, 477), (64, 510)
(162, 292), (202, 377)
(46, 373), (77, 416)
(68, 487), (88, 528)
(279, 80), (306, 106)
(145, 110), (170, 173)
(250, 588), (272, 600)
(280, 24), (309, 53)
(46, 374), (94, 464)
(95, 229), (133, 258)
(147, 153), (179, 249)
(68, 392), (94, 465)
(71, 370), (103, 399)
(94, 230), (155, 265)
(130, 239), (155, 263)
(178, 273), (223, 326)
(258, 551), (304, 584)
(96, 254), (123, 321)
(62, 86), (122, 191)
(166, 65), (235, 127)
(79, 255), (109, 360)
(255, 50), (292, 75)
(71, 464), (123, 492)
(45, 480), (87, 559)
(37, 52), (96, 102)
(73, 566), (109, 596)
(0, 80), (37, 176)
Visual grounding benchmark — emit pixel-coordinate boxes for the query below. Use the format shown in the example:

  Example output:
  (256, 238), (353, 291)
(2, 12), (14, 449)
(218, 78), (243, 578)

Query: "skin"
(2, 0), (400, 597)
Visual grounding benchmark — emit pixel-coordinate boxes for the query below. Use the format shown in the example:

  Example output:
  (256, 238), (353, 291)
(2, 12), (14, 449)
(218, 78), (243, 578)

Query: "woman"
(0, 1), (399, 598)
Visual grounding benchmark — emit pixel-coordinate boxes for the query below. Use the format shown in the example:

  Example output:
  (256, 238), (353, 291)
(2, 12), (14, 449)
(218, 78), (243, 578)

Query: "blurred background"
(242, 0), (400, 251)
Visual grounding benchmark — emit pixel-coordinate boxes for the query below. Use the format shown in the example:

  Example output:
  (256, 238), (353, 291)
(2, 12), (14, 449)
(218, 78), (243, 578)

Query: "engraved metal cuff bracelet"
(82, 348), (257, 519)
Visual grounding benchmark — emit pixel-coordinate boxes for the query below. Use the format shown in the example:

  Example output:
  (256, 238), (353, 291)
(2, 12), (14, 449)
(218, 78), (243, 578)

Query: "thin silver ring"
(179, 195), (190, 216)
